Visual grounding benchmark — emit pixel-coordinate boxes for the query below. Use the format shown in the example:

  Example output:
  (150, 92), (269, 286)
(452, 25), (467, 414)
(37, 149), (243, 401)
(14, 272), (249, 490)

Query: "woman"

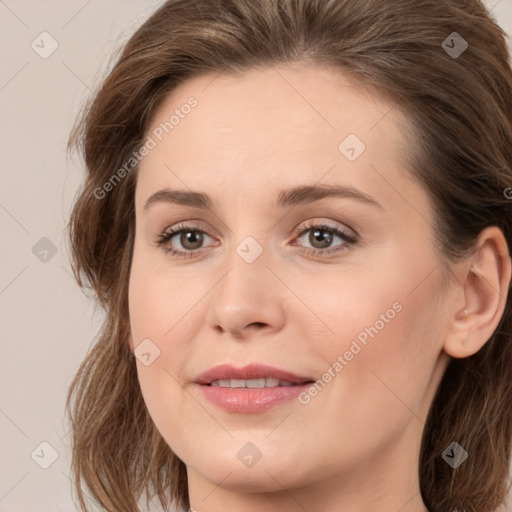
(65, 1), (512, 511)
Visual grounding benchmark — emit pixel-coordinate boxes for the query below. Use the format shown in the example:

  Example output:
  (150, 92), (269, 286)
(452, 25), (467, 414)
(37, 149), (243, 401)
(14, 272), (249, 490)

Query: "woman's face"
(128, 63), (454, 507)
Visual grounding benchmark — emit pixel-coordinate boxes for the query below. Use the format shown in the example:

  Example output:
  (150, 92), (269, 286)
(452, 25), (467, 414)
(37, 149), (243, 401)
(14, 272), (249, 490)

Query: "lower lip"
(197, 383), (312, 413)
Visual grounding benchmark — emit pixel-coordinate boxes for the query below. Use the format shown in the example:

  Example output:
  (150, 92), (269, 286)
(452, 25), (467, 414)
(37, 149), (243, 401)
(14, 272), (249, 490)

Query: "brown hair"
(65, 0), (512, 511)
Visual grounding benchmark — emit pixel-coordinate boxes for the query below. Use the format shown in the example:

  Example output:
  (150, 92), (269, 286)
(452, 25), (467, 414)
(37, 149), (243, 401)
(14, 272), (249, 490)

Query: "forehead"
(136, 63), (427, 219)
(145, 63), (405, 153)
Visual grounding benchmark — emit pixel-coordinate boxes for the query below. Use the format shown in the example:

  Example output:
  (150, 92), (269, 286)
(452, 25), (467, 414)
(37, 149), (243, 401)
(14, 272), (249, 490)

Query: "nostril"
(249, 322), (266, 328)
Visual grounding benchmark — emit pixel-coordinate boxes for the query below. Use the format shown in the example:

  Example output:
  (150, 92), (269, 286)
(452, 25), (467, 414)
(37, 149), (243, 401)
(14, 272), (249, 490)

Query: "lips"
(193, 363), (316, 413)
(194, 363), (314, 386)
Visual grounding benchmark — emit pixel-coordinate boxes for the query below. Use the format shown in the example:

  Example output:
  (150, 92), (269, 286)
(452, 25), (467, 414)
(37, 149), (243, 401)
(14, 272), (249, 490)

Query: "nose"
(204, 237), (287, 340)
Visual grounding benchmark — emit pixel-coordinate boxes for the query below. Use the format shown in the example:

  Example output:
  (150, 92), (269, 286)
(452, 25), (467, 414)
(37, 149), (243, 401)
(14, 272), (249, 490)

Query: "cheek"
(128, 288), (193, 457)
(128, 243), (198, 343)
(128, 248), (214, 443)
(313, 247), (443, 406)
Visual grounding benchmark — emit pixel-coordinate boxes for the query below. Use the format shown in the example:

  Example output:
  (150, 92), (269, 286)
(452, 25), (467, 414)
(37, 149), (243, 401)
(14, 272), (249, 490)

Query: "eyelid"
(160, 219), (212, 237)
(159, 218), (355, 240)
(292, 218), (357, 239)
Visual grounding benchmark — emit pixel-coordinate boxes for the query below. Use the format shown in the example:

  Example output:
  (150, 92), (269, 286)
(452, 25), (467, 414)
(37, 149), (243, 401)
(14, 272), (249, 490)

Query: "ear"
(444, 226), (511, 359)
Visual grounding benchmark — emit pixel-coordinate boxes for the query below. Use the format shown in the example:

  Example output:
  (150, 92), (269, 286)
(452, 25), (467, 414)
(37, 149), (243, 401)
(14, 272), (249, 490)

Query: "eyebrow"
(143, 183), (383, 212)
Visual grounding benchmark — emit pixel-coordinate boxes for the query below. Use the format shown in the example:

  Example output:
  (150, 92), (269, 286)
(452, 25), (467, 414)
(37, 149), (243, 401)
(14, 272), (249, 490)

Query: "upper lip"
(194, 363), (315, 385)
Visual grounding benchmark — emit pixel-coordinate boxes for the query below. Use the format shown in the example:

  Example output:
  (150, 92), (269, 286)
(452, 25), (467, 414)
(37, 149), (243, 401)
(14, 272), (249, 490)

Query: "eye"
(154, 220), (358, 258)
(291, 220), (358, 257)
(155, 222), (217, 257)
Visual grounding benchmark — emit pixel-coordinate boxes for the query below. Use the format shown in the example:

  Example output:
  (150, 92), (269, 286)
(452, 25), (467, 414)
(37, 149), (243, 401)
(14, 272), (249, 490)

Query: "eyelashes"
(154, 220), (359, 259)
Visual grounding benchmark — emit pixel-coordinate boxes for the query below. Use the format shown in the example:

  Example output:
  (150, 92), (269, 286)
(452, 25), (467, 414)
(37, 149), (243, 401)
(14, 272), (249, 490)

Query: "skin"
(127, 63), (511, 512)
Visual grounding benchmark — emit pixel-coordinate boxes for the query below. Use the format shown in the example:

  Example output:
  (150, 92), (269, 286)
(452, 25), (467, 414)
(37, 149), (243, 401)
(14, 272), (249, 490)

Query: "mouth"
(207, 378), (305, 388)
(194, 363), (316, 413)
(194, 362), (315, 386)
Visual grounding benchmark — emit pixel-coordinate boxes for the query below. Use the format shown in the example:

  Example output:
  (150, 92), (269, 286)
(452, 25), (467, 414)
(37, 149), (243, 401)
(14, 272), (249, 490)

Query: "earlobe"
(443, 226), (511, 359)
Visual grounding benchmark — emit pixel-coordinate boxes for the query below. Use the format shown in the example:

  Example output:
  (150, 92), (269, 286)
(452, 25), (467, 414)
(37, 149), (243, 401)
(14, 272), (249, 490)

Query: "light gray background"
(0, 1), (511, 511)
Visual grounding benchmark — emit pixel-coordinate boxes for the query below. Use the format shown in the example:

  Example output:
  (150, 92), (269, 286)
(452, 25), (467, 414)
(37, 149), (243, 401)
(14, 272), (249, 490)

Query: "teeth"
(209, 378), (297, 388)
(229, 379), (246, 388)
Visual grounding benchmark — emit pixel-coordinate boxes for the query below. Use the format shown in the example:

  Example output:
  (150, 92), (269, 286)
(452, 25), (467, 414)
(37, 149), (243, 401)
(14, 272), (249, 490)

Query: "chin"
(186, 445), (313, 492)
